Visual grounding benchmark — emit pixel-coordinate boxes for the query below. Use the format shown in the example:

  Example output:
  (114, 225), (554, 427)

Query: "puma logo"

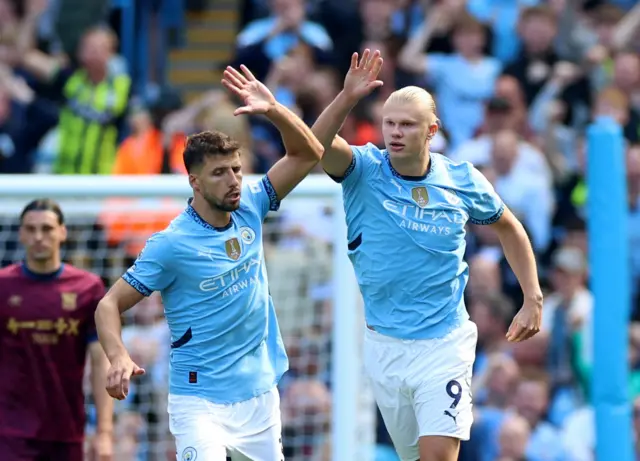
(444, 410), (458, 425)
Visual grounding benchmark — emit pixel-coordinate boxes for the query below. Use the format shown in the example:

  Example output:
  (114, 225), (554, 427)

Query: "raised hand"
(222, 65), (277, 116)
(343, 49), (384, 101)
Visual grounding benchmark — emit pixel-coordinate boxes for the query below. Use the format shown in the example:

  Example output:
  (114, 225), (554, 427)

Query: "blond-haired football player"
(311, 49), (543, 461)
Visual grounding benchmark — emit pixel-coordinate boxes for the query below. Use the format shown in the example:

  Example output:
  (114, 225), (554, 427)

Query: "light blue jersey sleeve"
(326, 143), (379, 189)
(243, 175), (281, 220)
(465, 165), (505, 225)
(123, 232), (176, 296)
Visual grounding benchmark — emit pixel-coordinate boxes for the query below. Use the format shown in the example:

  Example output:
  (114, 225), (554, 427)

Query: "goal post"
(0, 174), (374, 461)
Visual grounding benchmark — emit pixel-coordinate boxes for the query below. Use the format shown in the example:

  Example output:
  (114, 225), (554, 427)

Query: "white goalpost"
(0, 174), (375, 461)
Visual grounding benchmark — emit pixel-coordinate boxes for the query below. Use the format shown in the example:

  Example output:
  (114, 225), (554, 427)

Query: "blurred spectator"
(120, 293), (170, 460)
(478, 76), (533, 140)
(113, 86), (185, 175)
(452, 82), (552, 189)
(470, 354), (520, 461)
(235, 0), (332, 81)
(264, 42), (320, 113)
(315, 0), (397, 77)
(281, 378), (331, 461)
(399, 11), (501, 149)
(507, 6), (592, 129)
(468, 254), (503, 300)
(543, 246), (591, 426)
(470, 292), (513, 378)
(20, 25), (131, 174)
(0, 68), (55, 172)
(512, 371), (566, 461)
(197, 95), (256, 173)
(496, 414), (531, 461)
(489, 129), (554, 252)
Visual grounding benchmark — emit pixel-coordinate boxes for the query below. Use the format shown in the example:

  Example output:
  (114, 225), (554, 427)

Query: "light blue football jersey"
(123, 176), (289, 404)
(332, 143), (504, 340)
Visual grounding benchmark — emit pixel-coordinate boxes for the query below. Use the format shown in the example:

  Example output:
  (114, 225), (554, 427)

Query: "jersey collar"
(384, 151), (435, 182)
(21, 262), (65, 281)
(185, 198), (234, 232)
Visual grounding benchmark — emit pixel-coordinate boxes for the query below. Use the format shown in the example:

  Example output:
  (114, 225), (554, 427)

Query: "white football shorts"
(363, 320), (478, 461)
(168, 387), (283, 461)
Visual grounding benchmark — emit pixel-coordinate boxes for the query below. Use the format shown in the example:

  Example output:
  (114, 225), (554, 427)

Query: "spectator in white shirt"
(450, 96), (552, 186)
(490, 129), (555, 252)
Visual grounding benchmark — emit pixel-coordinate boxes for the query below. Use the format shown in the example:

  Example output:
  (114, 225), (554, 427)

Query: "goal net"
(0, 174), (376, 461)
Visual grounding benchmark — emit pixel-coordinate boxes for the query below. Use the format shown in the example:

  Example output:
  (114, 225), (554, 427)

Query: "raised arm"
(20, 49), (63, 82)
(222, 65), (324, 200)
(10, 0), (63, 81)
(312, 49), (383, 178)
(398, 11), (439, 75)
(612, 2), (640, 50)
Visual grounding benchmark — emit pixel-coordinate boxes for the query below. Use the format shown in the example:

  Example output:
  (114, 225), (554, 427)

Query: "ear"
(189, 174), (200, 194)
(60, 224), (68, 243)
(427, 121), (439, 140)
(18, 226), (26, 246)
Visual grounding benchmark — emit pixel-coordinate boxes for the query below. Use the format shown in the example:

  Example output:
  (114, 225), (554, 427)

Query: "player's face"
(19, 211), (67, 262)
(381, 101), (437, 158)
(192, 151), (243, 212)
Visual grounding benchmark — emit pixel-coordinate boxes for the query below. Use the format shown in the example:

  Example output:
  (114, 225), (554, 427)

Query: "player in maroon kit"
(0, 199), (114, 461)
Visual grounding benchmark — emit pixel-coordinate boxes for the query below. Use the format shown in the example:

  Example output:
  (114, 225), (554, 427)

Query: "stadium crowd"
(0, 0), (640, 460)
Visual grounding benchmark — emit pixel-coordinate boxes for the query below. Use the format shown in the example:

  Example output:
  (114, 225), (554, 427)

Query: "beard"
(203, 192), (240, 212)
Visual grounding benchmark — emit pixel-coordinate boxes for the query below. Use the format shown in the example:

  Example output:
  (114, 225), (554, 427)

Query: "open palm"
(222, 65), (276, 116)
(343, 49), (384, 100)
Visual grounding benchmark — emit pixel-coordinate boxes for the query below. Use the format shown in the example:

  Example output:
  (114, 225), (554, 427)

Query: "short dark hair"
(182, 131), (241, 173)
(20, 199), (65, 225)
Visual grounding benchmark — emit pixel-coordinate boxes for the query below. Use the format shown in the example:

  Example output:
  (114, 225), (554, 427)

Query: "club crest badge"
(61, 292), (77, 311)
(182, 447), (197, 461)
(240, 227), (256, 244)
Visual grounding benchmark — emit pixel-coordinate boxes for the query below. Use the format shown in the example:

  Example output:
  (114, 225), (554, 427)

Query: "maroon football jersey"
(0, 263), (105, 442)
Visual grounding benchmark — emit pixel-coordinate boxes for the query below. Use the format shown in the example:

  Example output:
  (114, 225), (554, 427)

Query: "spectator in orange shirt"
(113, 88), (256, 175)
(112, 87), (185, 175)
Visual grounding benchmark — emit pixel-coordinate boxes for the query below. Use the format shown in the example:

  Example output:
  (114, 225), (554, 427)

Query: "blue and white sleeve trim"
(326, 155), (356, 184)
(262, 175), (281, 211)
(469, 202), (505, 225)
(122, 272), (153, 297)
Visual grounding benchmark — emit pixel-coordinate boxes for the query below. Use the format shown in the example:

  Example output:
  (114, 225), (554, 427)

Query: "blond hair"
(385, 86), (439, 125)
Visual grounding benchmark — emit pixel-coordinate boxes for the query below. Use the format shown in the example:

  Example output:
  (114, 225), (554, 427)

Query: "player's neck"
(389, 150), (431, 178)
(24, 256), (62, 275)
(191, 196), (232, 228)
